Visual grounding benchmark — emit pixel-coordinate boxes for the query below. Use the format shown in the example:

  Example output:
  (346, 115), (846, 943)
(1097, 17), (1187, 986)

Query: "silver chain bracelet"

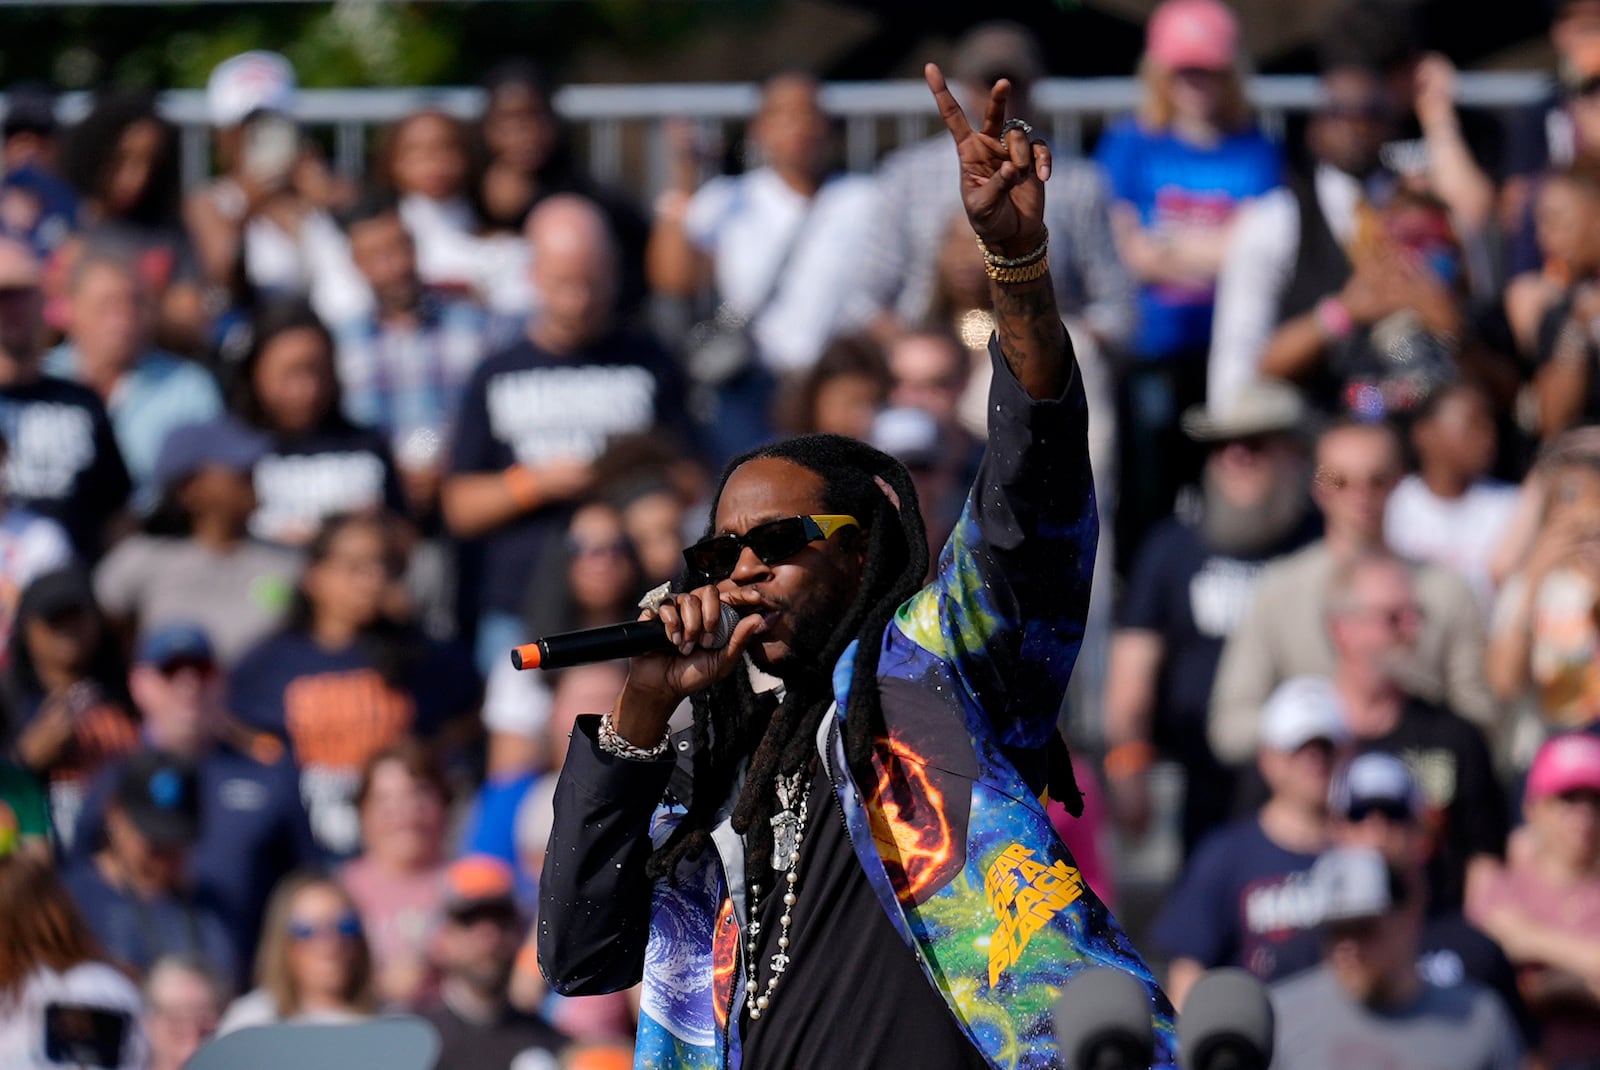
(597, 710), (672, 761)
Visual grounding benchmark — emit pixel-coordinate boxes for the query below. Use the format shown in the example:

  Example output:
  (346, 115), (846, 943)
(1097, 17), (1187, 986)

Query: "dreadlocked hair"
(644, 434), (930, 881)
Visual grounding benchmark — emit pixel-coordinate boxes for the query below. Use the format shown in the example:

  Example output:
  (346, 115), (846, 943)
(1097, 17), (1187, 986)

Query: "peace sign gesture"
(924, 62), (1051, 260)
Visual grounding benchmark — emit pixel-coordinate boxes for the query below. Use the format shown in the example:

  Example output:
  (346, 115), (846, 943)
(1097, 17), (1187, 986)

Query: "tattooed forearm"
(991, 271), (1072, 400)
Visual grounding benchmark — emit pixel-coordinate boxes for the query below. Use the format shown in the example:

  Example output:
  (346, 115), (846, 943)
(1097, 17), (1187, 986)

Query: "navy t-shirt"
(448, 331), (688, 615)
(68, 739), (318, 982)
(1151, 816), (1323, 984)
(1117, 515), (1314, 763)
(62, 858), (237, 983)
(249, 424), (406, 545)
(0, 375), (131, 559)
(228, 629), (480, 858)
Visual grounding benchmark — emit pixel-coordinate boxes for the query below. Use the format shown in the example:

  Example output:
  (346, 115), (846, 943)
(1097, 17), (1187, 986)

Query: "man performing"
(538, 65), (1175, 1069)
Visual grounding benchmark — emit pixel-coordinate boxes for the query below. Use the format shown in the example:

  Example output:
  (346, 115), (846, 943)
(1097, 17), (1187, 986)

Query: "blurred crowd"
(3, 0), (1600, 1067)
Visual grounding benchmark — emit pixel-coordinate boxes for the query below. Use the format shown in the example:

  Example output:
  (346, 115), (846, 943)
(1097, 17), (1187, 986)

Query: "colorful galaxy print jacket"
(538, 341), (1177, 1069)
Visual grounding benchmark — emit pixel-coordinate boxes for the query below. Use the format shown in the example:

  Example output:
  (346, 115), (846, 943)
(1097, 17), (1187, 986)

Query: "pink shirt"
(1468, 859), (1600, 1063)
(340, 856), (447, 1007)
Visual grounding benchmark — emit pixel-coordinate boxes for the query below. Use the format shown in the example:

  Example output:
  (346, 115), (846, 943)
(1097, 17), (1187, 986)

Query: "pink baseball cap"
(1526, 733), (1600, 801)
(1146, 0), (1240, 72)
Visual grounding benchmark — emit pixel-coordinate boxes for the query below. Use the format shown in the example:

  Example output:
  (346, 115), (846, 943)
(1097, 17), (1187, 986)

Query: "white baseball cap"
(207, 51), (296, 128)
(1312, 845), (1397, 924)
(1259, 676), (1350, 753)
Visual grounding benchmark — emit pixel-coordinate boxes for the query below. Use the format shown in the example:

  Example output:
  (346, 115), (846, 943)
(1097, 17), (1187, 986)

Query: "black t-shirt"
(1358, 700), (1507, 912)
(738, 770), (988, 1070)
(0, 375), (131, 559)
(421, 999), (567, 1070)
(448, 331), (688, 615)
(1117, 515), (1315, 765)
(249, 424), (405, 545)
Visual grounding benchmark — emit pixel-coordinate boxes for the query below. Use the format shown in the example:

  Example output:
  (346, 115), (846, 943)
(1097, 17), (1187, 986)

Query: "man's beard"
(1200, 463), (1310, 556)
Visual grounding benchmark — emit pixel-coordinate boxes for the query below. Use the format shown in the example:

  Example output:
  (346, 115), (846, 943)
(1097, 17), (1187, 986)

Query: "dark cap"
(3, 84), (58, 139)
(17, 568), (96, 624)
(114, 751), (201, 848)
(152, 419), (269, 494)
(137, 623), (215, 669)
(952, 21), (1045, 88)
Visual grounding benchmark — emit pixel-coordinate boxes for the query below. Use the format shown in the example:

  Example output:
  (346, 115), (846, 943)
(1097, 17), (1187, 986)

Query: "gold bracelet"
(985, 256), (1050, 284)
(976, 231), (1049, 269)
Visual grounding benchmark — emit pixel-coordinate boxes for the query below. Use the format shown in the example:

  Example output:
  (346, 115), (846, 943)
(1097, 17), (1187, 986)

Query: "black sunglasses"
(1345, 799), (1415, 824)
(683, 514), (858, 581)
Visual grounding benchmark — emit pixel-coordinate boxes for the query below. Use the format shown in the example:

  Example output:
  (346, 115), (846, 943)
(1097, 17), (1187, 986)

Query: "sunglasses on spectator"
(1319, 99), (1389, 121)
(568, 536), (631, 559)
(287, 913), (362, 941)
(157, 657), (216, 679)
(1344, 799), (1415, 823)
(448, 903), (519, 928)
(684, 514), (859, 581)
(1351, 603), (1424, 629)
(1315, 468), (1399, 493)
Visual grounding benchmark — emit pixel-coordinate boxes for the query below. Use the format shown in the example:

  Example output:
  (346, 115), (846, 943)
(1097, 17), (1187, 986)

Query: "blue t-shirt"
(1096, 118), (1283, 360)
(63, 858), (237, 984)
(68, 740), (318, 983)
(228, 629), (480, 858)
(1150, 816), (1322, 983)
(460, 771), (539, 908)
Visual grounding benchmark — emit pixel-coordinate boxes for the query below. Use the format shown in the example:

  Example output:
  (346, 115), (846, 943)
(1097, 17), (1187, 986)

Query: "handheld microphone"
(511, 602), (741, 671)
(1052, 966), (1156, 1070)
(1177, 968), (1275, 1070)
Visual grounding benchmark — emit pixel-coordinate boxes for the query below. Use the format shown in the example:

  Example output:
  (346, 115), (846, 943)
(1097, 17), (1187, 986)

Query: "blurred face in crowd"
(1165, 65), (1233, 128)
(69, 259), (149, 370)
(0, 238), (44, 363)
(305, 519), (398, 636)
(347, 211), (419, 314)
(1324, 904), (1419, 1007)
(890, 333), (967, 426)
(144, 963), (222, 1070)
(1554, 0), (1600, 60)
(547, 662), (628, 772)
(483, 81), (559, 176)
(1384, 199), (1460, 288)
(811, 370), (887, 441)
(1412, 384), (1496, 483)
(566, 503), (638, 615)
(622, 490), (688, 586)
(177, 464), (258, 533)
(130, 655), (223, 758)
(1312, 424), (1402, 548)
(25, 606), (100, 680)
(1545, 460), (1600, 538)
(1535, 176), (1600, 276)
(1526, 787), (1600, 875)
(1333, 804), (1429, 871)
(937, 214), (990, 313)
(1260, 739), (1341, 813)
(433, 898), (522, 995)
(285, 882), (363, 1002)
(359, 757), (446, 872)
(526, 197), (616, 352)
(104, 118), (166, 216)
(1328, 559), (1424, 678)
(105, 806), (186, 892)
(389, 112), (467, 202)
(1207, 432), (1306, 514)
(252, 326), (336, 435)
(1310, 68), (1391, 178)
(754, 74), (829, 180)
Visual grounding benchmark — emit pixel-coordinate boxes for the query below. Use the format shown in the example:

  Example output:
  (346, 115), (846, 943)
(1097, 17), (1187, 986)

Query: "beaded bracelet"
(984, 257), (1050, 285)
(976, 229), (1049, 269)
(597, 710), (672, 761)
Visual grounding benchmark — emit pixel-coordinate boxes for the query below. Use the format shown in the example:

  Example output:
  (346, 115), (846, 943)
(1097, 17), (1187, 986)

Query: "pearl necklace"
(744, 770), (811, 1021)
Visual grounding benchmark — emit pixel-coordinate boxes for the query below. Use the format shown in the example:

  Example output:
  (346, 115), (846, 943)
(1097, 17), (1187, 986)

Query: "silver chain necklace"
(744, 769), (811, 1021)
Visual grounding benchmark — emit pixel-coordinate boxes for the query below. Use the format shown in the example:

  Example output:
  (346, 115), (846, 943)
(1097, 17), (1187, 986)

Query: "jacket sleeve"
(536, 714), (676, 995)
(892, 336), (1096, 748)
(1207, 572), (1283, 766)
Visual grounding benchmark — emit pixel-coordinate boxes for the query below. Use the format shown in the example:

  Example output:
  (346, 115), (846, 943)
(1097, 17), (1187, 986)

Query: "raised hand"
(924, 62), (1050, 259)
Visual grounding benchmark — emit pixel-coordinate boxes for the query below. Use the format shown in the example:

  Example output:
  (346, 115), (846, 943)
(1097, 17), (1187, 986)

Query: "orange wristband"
(504, 465), (540, 511)
(1103, 741), (1154, 779)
